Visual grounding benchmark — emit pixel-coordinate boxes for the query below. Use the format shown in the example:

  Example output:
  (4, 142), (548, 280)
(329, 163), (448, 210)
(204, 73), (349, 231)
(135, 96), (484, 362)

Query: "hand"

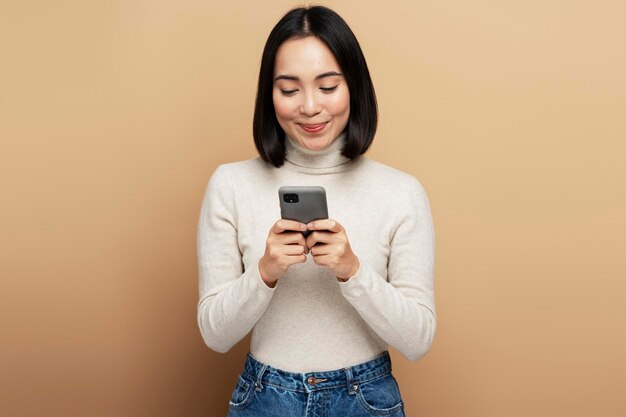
(305, 219), (360, 281)
(258, 219), (309, 288)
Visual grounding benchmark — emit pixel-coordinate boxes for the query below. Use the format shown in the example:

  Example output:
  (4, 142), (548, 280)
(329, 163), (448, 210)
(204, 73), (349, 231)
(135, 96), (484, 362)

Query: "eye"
(320, 86), (338, 93)
(280, 89), (297, 96)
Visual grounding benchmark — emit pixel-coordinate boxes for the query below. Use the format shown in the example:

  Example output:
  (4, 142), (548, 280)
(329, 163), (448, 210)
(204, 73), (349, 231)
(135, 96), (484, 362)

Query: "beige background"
(1, 1), (625, 416)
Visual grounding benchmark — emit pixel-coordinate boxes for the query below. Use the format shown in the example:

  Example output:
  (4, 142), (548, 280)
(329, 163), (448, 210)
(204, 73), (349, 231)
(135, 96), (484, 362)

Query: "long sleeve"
(337, 176), (436, 361)
(196, 164), (276, 353)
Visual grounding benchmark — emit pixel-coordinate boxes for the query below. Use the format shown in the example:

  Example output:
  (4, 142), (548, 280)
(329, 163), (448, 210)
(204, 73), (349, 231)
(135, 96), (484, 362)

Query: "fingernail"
(301, 223), (307, 230)
(307, 222), (313, 229)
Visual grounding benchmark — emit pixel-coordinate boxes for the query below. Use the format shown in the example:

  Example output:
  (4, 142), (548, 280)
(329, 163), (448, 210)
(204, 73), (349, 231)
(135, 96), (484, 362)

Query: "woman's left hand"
(305, 219), (360, 281)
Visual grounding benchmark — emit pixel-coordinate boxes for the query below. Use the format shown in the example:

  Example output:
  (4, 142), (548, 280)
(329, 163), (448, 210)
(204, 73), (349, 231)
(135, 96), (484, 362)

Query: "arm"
(196, 165), (276, 353)
(338, 177), (436, 361)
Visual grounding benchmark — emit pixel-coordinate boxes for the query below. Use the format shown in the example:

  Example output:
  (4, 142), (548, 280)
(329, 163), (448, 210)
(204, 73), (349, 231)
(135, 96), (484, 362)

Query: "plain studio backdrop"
(1, 1), (625, 416)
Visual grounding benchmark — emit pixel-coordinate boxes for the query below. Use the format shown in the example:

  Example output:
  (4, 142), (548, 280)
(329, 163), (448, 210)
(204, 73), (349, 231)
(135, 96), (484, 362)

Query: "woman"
(197, 5), (436, 416)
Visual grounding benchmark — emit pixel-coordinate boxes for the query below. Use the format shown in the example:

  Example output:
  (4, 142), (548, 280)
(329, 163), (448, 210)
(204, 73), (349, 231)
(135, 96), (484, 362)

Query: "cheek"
(328, 91), (350, 117)
(273, 93), (294, 120)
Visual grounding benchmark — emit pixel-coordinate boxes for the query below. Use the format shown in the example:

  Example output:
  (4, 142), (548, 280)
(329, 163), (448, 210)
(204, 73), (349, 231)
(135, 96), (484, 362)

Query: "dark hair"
(253, 5), (378, 167)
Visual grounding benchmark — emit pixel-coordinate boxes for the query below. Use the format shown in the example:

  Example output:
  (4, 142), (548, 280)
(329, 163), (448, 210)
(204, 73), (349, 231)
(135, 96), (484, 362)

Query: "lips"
(299, 122), (328, 133)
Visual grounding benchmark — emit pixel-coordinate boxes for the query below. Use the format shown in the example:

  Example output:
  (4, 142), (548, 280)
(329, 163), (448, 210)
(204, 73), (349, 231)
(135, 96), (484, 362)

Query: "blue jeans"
(227, 350), (406, 417)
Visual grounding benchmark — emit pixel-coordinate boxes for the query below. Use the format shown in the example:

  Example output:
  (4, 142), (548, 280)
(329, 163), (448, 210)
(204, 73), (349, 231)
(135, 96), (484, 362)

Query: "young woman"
(197, 5), (436, 416)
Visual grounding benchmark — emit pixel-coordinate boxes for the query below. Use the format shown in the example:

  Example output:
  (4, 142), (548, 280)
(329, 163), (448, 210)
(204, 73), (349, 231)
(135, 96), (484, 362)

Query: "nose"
(299, 89), (322, 116)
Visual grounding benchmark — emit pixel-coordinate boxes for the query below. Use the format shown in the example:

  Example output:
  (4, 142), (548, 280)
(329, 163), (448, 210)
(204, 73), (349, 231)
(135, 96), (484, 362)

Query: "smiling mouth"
(299, 122), (328, 134)
(299, 122), (328, 128)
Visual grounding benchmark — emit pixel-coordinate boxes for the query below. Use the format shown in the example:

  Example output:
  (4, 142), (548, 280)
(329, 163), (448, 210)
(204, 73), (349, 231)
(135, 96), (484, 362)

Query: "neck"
(283, 131), (354, 174)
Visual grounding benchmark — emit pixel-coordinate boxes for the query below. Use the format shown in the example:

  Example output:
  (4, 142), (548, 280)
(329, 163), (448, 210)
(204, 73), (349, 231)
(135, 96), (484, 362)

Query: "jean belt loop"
(385, 350), (392, 371)
(345, 367), (358, 395)
(254, 364), (268, 392)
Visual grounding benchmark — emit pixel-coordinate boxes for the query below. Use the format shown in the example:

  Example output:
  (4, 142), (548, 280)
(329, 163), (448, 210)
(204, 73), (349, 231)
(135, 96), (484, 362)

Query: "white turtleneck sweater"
(196, 132), (436, 373)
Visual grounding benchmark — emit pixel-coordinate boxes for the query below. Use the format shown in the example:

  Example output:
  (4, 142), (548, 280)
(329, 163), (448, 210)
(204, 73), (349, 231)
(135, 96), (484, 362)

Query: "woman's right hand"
(258, 219), (309, 288)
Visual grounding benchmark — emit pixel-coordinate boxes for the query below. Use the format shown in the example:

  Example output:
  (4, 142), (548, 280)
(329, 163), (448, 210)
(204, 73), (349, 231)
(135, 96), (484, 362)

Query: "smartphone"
(279, 186), (328, 238)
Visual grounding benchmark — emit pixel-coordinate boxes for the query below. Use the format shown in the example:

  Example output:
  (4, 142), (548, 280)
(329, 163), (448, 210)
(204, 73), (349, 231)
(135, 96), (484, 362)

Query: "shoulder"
(358, 158), (432, 222)
(208, 157), (270, 184)
(359, 159), (433, 232)
(360, 157), (428, 197)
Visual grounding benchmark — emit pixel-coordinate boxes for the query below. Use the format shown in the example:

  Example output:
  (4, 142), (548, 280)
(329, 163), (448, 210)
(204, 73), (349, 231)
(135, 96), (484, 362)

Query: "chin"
(293, 130), (331, 145)
(303, 137), (332, 150)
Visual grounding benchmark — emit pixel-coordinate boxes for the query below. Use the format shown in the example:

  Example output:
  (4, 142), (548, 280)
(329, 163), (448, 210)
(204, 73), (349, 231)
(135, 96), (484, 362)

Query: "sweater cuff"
(254, 259), (277, 293)
(337, 261), (385, 302)
(336, 260), (365, 289)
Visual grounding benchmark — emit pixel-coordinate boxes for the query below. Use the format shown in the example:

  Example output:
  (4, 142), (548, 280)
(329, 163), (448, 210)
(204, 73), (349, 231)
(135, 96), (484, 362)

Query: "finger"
(283, 245), (308, 256)
(276, 231), (307, 245)
(309, 244), (332, 257)
(309, 253), (333, 266)
(272, 219), (307, 234)
(305, 231), (333, 248)
(307, 219), (342, 232)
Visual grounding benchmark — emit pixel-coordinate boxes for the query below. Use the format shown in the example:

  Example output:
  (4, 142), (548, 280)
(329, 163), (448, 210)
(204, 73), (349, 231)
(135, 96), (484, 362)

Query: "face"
(272, 36), (350, 151)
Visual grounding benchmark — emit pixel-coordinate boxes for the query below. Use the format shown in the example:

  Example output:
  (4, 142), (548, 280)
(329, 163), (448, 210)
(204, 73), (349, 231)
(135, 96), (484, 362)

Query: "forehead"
(274, 36), (341, 76)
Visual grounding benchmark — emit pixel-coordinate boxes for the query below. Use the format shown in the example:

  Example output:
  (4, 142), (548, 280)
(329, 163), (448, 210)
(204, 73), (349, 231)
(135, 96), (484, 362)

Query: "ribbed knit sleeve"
(196, 164), (276, 353)
(337, 176), (436, 361)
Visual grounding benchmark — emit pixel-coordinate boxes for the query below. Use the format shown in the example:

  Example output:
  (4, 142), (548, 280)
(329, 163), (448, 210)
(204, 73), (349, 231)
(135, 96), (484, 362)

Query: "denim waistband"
(242, 350), (393, 393)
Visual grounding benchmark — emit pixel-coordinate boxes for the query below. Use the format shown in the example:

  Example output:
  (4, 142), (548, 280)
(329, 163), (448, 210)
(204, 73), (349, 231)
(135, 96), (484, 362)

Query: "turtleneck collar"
(283, 131), (354, 174)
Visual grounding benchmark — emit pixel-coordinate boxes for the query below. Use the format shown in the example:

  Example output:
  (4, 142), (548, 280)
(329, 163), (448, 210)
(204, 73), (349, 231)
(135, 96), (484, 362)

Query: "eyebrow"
(273, 71), (343, 82)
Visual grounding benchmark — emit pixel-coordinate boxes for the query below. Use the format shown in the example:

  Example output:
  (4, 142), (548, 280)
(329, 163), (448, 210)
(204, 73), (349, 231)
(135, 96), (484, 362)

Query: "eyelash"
(280, 86), (338, 96)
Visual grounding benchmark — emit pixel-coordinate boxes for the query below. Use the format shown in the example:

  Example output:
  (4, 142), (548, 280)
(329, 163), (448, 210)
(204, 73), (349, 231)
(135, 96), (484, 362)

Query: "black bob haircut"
(253, 5), (378, 167)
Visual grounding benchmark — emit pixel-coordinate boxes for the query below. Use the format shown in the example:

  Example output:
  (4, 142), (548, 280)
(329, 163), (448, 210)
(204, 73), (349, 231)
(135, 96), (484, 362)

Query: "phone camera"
(283, 193), (299, 203)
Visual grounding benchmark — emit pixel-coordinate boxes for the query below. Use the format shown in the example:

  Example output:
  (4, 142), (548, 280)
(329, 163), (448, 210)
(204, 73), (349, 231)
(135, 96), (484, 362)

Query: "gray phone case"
(279, 186), (328, 237)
